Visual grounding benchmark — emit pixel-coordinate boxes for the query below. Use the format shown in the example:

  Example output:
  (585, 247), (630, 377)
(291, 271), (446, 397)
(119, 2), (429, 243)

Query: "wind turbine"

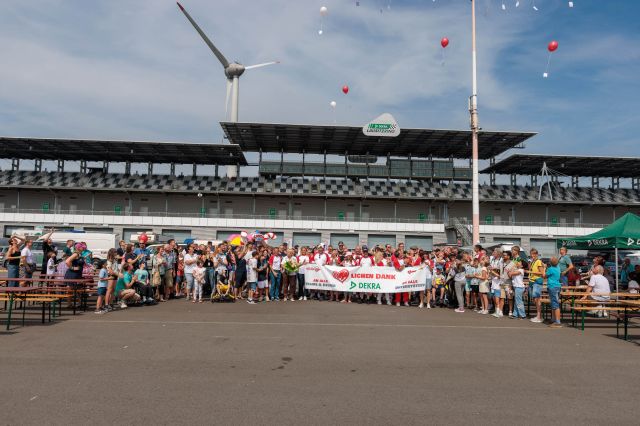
(176, 2), (279, 123)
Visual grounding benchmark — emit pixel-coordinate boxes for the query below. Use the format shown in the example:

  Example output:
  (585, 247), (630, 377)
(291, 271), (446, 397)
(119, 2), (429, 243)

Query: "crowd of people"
(6, 231), (639, 328)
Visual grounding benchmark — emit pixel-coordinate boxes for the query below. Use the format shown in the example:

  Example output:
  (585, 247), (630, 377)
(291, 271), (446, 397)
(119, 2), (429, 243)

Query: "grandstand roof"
(0, 137), (247, 165)
(481, 154), (640, 178)
(220, 122), (535, 159)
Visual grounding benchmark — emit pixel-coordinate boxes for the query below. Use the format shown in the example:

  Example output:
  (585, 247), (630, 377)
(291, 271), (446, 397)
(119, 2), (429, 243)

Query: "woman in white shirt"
(509, 261), (526, 319)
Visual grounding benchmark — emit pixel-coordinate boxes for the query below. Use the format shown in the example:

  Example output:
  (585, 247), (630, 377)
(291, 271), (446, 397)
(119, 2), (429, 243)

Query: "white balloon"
(330, 101), (337, 108)
(318, 29), (323, 35)
(320, 6), (328, 16)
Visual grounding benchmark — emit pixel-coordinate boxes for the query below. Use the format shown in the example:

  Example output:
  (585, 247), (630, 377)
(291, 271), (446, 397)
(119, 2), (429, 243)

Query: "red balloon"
(342, 85), (349, 94)
(441, 37), (449, 48)
(139, 233), (148, 244)
(548, 40), (558, 52)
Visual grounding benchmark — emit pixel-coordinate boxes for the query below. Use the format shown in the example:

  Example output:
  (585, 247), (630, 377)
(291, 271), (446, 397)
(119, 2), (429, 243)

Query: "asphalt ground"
(1, 297), (639, 425)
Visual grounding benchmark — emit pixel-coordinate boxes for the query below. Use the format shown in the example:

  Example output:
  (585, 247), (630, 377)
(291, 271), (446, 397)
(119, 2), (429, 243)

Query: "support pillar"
(34, 159), (42, 172)
(530, 175), (537, 187)
(571, 176), (579, 188)
(80, 160), (87, 174)
(170, 163), (176, 177)
(11, 158), (19, 171)
(611, 176), (619, 190)
(125, 161), (131, 175)
(103, 161), (109, 173)
(510, 174), (517, 186)
(345, 150), (348, 180)
(192, 164), (197, 177)
(148, 162), (153, 175)
(489, 157), (496, 186)
(57, 160), (64, 173)
(592, 176), (599, 188)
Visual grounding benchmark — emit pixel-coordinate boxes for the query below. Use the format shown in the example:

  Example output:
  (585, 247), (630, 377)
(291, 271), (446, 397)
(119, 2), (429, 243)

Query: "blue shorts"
(492, 289), (501, 298)
(97, 287), (107, 296)
(435, 285), (444, 290)
(548, 287), (561, 310)
(248, 282), (257, 291)
(529, 281), (543, 299)
(425, 278), (433, 290)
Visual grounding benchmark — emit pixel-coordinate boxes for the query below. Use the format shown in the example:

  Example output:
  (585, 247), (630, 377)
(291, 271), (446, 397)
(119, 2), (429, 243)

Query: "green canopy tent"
(557, 212), (640, 295)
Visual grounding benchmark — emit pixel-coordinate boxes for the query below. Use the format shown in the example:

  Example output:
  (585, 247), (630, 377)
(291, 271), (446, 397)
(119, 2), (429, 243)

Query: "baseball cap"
(362, 245), (368, 251)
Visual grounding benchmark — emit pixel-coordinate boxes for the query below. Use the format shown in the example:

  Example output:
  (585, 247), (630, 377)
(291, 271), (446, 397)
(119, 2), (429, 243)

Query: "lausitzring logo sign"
(362, 113), (400, 138)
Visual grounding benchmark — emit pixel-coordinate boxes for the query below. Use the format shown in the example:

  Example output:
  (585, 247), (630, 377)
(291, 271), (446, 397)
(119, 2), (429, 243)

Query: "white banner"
(304, 264), (426, 293)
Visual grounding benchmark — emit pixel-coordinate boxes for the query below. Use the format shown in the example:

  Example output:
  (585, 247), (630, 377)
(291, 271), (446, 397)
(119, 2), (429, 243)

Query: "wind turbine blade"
(245, 61), (280, 70)
(225, 79), (232, 118)
(176, 2), (229, 68)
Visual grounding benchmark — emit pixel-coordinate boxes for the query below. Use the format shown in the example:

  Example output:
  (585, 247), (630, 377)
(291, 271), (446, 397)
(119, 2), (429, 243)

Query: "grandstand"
(1, 123), (638, 256)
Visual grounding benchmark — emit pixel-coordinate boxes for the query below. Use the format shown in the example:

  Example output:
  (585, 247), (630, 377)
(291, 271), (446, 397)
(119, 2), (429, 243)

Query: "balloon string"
(544, 52), (551, 74)
(441, 49), (445, 66)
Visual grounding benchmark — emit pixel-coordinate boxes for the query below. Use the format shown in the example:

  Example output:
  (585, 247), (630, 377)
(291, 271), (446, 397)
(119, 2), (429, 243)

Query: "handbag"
(152, 271), (162, 286)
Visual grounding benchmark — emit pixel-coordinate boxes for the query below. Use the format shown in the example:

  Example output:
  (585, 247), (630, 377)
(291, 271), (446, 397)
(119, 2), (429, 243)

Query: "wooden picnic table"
(0, 287), (39, 330)
(1, 277), (94, 315)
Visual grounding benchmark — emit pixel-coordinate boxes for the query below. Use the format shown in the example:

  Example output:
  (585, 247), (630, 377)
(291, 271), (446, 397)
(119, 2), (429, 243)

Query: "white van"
(37, 232), (117, 261)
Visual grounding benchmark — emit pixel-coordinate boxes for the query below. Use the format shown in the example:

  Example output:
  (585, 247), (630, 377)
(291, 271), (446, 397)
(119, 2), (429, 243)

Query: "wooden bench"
(0, 295), (61, 324)
(570, 305), (632, 331)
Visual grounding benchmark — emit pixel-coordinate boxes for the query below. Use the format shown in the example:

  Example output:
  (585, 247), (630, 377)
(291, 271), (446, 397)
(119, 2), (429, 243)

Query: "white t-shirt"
(359, 256), (373, 268)
(313, 253), (330, 266)
(628, 280), (639, 294)
(512, 269), (525, 288)
(424, 264), (433, 280)
(269, 255), (282, 271)
(297, 255), (310, 274)
(46, 258), (56, 275)
(183, 253), (198, 274)
(247, 257), (258, 282)
(490, 257), (503, 289)
(589, 274), (611, 296)
(21, 247), (34, 264)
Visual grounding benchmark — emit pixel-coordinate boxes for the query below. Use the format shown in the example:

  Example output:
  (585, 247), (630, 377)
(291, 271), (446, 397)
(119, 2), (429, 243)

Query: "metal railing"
(0, 207), (610, 229)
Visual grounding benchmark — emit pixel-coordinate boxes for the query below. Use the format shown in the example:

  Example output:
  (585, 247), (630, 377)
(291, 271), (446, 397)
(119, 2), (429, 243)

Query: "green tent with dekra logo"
(557, 212), (640, 250)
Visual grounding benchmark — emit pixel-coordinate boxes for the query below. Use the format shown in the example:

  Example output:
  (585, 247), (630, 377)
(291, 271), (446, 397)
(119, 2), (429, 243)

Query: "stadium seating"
(1, 171), (639, 203)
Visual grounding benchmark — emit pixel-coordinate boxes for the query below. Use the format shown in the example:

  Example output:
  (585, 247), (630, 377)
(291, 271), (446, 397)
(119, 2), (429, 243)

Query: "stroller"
(210, 271), (235, 303)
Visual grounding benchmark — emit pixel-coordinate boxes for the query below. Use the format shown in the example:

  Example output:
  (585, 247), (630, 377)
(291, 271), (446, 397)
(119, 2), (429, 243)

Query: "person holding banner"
(374, 249), (392, 305)
(358, 246), (373, 304)
(392, 251), (409, 306)
(419, 251), (433, 309)
(341, 252), (355, 303)
(312, 245), (331, 301)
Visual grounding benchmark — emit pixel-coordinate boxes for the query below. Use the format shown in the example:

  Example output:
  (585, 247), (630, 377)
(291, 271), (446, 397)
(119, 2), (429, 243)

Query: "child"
(95, 260), (108, 314)
(476, 260), (490, 315)
(45, 251), (57, 280)
(341, 252), (354, 303)
(246, 251), (259, 304)
(432, 267), (446, 307)
(192, 260), (206, 303)
(257, 252), (269, 302)
(545, 257), (562, 328)
(134, 262), (153, 304)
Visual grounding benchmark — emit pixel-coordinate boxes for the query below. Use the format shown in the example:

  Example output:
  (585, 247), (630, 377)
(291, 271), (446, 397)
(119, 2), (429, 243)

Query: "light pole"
(470, 0), (480, 245)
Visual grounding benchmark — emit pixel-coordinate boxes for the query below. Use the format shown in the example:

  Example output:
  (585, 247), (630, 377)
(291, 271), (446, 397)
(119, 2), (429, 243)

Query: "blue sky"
(0, 0), (638, 160)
